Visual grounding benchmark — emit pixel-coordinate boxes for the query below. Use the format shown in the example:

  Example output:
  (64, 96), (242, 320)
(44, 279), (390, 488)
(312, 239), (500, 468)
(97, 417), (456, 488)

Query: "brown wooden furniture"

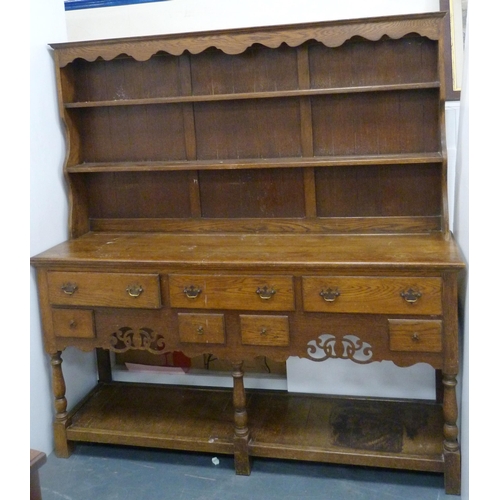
(30, 449), (46, 500)
(31, 12), (465, 495)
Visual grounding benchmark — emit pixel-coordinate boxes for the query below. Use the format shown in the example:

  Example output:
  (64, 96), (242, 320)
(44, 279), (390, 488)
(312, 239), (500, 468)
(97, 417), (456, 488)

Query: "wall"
(30, 0), (97, 455)
(454, 15), (468, 497)
(30, 0), (469, 496)
(65, 0), (440, 40)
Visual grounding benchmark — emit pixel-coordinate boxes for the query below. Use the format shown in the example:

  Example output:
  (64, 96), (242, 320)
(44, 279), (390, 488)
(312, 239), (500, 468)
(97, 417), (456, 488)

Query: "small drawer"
(47, 272), (161, 309)
(388, 319), (442, 353)
(178, 313), (225, 344)
(169, 274), (294, 311)
(240, 315), (289, 347)
(302, 277), (442, 315)
(52, 309), (95, 339)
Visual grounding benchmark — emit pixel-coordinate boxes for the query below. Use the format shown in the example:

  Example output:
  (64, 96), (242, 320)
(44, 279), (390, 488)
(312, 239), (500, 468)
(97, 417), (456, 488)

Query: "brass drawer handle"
(256, 286), (276, 300)
(401, 288), (422, 304)
(184, 285), (202, 299)
(197, 326), (204, 335)
(127, 284), (143, 298)
(411, 333), (420, 342)
(260, 328), (267, 336)
(319, 288), (340, 302)
(61, 283), (78, 295)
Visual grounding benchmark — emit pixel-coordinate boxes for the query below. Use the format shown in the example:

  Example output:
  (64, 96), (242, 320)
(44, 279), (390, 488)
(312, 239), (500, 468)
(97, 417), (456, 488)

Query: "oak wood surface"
(302, 276), (442, 315)
(47, 271), (161, 308)
(64, 383), (445, 472)
(31, 232), (464, 271)
(50, 13), (444, 65)
(388, 319), (443, 353)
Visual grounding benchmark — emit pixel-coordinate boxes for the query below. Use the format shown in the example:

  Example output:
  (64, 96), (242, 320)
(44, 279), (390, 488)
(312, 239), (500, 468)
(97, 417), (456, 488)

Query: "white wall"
(30, 2), (470, 497)
(30, 0), (97, 455)
(66, 0), (440, 41)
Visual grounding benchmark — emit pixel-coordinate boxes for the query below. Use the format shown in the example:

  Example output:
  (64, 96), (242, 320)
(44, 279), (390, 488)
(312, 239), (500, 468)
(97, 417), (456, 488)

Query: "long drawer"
(47, 271), (161, 309)
(302, 277), (442, 315)
(169, 274), (294, 311)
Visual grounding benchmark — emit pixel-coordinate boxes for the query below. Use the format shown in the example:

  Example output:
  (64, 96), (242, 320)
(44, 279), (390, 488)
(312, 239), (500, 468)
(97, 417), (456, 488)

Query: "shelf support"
(232, 361), (251, 475)
(96, 348), (112, 383)
(297, 45), (317, 218)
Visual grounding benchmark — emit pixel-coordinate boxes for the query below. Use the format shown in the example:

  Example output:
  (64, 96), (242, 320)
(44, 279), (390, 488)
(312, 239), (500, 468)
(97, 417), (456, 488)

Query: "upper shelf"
(63, 82), (440, 108)
(66, 153), (444, 173)
(50, 12), (445, 65)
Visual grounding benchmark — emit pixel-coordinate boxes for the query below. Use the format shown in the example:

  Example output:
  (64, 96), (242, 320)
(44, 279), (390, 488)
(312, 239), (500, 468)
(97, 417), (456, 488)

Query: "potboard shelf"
(66, 382), (445, 472)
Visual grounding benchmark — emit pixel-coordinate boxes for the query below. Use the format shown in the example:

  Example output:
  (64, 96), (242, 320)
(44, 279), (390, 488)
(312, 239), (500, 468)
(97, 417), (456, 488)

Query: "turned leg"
(50, 351), (73, 457)
(442, 371), (461, 495)
(232, 361), (251, 475)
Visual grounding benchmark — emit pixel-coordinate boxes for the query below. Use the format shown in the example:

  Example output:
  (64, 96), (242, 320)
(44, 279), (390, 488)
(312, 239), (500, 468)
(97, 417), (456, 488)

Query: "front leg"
(442, 371), (461, 495)
(232, 361), (251, 475)
(50, 351), (73, 457)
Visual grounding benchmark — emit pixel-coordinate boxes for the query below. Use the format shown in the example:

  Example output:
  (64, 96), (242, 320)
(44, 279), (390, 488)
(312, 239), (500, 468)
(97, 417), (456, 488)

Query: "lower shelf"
(66, 382), (444, 473)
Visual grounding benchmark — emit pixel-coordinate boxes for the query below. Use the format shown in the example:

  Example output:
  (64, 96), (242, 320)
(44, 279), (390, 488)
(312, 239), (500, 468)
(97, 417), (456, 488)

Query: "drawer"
(169, 274), (294, 311)
(388, 319), (442, 352)
(47, 272), (161, 309)
(240, 315), (289, 346)
(178, 313), (225, 344)
(52, 309), (95, 338)
(302, 277), (442, 315)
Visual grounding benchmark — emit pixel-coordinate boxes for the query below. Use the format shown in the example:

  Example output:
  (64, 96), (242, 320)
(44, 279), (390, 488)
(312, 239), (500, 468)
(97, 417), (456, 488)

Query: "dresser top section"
(31, 232), (464, 271)
(50, 12), (445, 66)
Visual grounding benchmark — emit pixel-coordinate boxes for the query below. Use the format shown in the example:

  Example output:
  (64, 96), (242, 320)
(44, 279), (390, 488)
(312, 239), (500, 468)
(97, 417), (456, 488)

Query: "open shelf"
(66, 383), (445, 472)
(66, 153), (444, 173)
(63, 82), (441, 108)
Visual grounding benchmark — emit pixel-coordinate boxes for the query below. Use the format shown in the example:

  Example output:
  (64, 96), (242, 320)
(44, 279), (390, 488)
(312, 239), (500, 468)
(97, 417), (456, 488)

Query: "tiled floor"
(39, 443), (460, 499)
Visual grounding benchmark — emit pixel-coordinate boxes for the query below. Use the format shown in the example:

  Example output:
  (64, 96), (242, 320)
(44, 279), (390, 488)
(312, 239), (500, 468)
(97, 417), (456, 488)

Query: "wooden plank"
(67, 383), (235, 451)
(90, 215), (443, 234)
(247, 392), (445, 472)
(31, 231), (464, 270)
(63, 82), (441, 107)
(66, 152), (444, 172)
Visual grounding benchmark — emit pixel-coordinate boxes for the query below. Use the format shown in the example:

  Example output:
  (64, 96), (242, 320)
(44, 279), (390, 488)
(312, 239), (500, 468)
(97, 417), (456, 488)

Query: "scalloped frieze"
(52, 13), (443, 66)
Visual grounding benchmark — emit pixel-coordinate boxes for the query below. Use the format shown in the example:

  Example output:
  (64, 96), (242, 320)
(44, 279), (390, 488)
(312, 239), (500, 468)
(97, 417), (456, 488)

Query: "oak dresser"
(31, 12), (465, 495)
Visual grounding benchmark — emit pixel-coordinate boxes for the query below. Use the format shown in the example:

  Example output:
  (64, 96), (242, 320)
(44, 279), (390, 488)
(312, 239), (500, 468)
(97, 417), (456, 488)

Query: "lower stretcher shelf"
(65, 382), (445, 473)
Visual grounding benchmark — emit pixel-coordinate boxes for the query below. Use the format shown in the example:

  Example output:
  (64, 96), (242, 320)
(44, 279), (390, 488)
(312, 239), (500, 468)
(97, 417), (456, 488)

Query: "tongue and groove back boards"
(52, 12), (448, 238)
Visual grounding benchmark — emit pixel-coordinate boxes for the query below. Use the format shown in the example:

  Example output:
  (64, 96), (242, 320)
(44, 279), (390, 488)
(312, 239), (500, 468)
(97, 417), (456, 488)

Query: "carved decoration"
(109, 326), (168, 354)
(306, 334), (373, 364)
(53, 14), (443, 66)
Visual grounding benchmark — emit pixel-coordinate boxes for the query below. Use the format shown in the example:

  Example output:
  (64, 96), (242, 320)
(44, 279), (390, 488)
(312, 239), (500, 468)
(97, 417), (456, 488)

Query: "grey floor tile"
(39, 444), (460, 500)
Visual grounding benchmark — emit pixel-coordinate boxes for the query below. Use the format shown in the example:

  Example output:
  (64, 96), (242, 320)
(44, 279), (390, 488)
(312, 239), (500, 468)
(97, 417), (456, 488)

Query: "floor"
(39, 443), (460, 500)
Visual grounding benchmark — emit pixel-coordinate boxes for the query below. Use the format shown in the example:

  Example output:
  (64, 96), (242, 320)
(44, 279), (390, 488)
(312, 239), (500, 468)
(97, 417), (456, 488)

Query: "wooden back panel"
(52, 14), (447, 237)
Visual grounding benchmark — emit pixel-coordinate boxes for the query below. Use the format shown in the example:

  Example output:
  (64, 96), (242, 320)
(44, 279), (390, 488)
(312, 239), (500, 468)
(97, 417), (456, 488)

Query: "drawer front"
(52, 309), (95, 338)
(302, 277), (442, 315)
(169, 275), (294, 311)
(240, 315), (289, 346)
(388, 319), (442, 352)
(178, 313), (225, 344)
(47, 272), (161, 309)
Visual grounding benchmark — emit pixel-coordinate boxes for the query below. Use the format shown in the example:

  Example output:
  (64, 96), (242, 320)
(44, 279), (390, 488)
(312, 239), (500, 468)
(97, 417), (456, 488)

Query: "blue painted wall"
(65, 0), (169, 11)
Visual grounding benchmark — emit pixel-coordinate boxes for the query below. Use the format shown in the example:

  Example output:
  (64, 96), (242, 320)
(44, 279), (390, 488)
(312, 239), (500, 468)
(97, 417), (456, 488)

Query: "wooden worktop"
(30, 232), (464, 271)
